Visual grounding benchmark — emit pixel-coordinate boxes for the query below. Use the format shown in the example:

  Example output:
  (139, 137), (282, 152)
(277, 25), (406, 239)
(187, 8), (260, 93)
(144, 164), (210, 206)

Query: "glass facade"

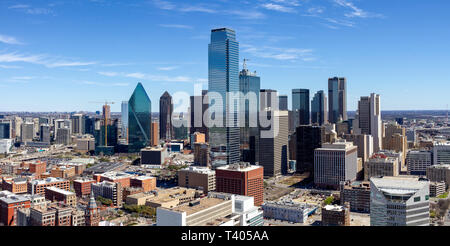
(328, 77), (347, 123)
(239, 68), (260, 164)
(128, 83), (152, 153)
(208, 28), (240, 167)
(292, 89), (310, 126)
(311, 90), (327, 125)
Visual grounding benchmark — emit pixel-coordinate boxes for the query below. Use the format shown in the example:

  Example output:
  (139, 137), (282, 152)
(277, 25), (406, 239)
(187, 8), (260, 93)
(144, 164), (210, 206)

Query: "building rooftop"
(323, 204), (347, 212)
(98, 171), (133, 180)
(30, 177), (67, 185)
(180, 166), (215, 175)
(0, 194), (30, 204)
(131, 175), (155, 181)
(371, 176), (429, 195)
(171, 197), (228, 216)
(216, 163), (262, 172)
(45, 186), (75, 196)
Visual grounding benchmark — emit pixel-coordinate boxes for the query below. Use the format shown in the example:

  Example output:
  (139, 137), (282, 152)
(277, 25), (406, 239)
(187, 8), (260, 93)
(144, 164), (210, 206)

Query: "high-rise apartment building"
(314, 140), (358, 189)
(354, 93), (382, 152)
(370, 176), (430, 226)
(215, 163), (264, 206)
(328, 77), (347, 123)
(128, 83), (152, 153)
(159, 91), (173, 140)
(292, 89), (310, 127)
(208, 28), (240, 168)
(311, 90), (327, 126)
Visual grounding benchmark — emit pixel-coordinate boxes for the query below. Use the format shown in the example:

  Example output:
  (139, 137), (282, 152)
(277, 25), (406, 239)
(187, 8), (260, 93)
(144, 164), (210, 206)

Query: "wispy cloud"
(80, 80), (129, 87)
(97, 70), (203, 83)
(8, 4), (53, 15)
(180, 6), (216, 13)
(227, 10), (266, 19)
(152, 0), (175, 10)
(242, 44), (315, 61)
(0, 52), (97, 68)
(0, 64), (22, 69)
(153, 0), (216, 13)
(0, 34), (23, 45)
(334, 0), (383, 18)
(159, 24), (193, 29)
(261, 3), (296, 13)
(157, 66), (178, 71)
(97, 71), (119, 77)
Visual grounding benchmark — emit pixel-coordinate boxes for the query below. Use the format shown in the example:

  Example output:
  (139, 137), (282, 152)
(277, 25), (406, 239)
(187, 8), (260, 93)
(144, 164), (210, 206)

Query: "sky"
(0, 0), (449, 113)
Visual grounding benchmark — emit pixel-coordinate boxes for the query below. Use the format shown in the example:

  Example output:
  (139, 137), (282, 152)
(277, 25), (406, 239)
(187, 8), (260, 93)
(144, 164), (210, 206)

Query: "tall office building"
(128, 83), (152, 153)
(259, 111), (289, 177)
(190, 90), (209, 141)
(314, 140), (358, 189)
(370, 176), (430, 226)
(55, 128), (70, 145)
(39, 124), (50, 143)
(406, 150), (433, 175)
(296, 125), (326, 173)
(0, 120), (12, 139)
(278, 95), (288, 111)
(260, 89), (278, 111)
(354, 93), (382, 152)
(71, 114), (84, 135)
(121, 101), (129, 142)
(151, 122), (159, 147)
(292, 89), (310, 126)
(383, 122), (408, 166)
(21, 123), (34, 143)
(239, 64), (260, 164)
(433, 141), (450, 165)
(159, 91), (173, 140)
(208, 28), (240, 168)
(328, 77), (347, 123)
(311, 90), (328, 126)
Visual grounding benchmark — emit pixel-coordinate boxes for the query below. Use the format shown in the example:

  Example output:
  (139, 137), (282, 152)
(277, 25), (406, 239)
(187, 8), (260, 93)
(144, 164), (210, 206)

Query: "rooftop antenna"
(243, 58), (249, 70)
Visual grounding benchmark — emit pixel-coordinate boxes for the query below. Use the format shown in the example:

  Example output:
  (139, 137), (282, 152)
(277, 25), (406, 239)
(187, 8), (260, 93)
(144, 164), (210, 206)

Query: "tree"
(323, 196), (334, 205)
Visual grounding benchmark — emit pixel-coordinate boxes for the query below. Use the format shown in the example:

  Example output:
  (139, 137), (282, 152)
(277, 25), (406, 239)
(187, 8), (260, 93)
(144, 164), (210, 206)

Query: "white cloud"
(0, 34), (23, 45)
(152, 0), (175, 10)
(242, 44), (315, 61)
(157, 66), (178, 71)
(334, 0), (383, 18)
(0, 52), (97, 68)
(261, 3), (296, 13)
(180, 6), (216, 13)
(97, 71), (119, 77)
(227, 10), (265, 19)
(159, 24), (193, 29)
(8, 4), (53, 15)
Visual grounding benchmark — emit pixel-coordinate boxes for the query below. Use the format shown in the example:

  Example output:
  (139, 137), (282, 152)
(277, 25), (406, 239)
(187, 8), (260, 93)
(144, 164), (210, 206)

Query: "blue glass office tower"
(328, 77), (347, 123)
(311, 90), (328, 125)
(292, 89), (310, 126)
(208, 28), (240, 167)
(239, 65), (260, 164)
(128, 83), (152, 153)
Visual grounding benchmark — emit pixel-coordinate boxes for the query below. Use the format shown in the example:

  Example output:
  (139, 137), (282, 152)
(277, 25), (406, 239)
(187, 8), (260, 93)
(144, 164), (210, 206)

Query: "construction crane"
(88, 101), (116, 146)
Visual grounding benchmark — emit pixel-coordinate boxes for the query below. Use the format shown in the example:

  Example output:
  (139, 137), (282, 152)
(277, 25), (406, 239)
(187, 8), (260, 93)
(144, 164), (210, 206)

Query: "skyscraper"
(71, 114), (84, 135)
(190, 90), (209, 141)
(121, 101), (129, 142)
(296, 125), (326, 173)
(292, 89), (310, 126)
(128, 83), (152, 153)
(328, 77), (347, 123)
(159, 91), (173, 141)
(0, 120), (12, 139)
(260, 89), (278, 111)
(311, 90), (328, 125)
(208, 28), (240, 168)
(259, 110), (289, 176)
(39, 124), (50, 143)
(354, 93), (382, 152)
(239, 63), (260, 164)
(102, 105), (111, 123)
(278, 95), (288, 111)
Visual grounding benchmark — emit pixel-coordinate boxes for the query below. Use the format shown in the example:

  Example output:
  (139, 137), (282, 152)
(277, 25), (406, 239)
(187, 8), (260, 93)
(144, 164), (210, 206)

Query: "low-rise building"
(261, 201), (317, 223)
(178, 166), (216, 193)
(73, 178), (96, 197)
(28, 177), (70, 196)
(45, 187), (77, 207)
(2, 177), (28, 194)
(365, 153), (399, 180)
(50, 165), (76, 179)
(340, 180), (371, 213)
(322, 204), (350, 226)
(427, 164), (450, 188)
(94, 171), (133, 188)
(429, 181), (446, 197)
(91, 181), (123, 207)
(130, 176), (156, 192)
(0, 195), (31, 226)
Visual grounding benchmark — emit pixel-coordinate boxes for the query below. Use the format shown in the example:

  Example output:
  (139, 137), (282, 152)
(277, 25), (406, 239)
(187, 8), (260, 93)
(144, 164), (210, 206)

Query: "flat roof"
(0, 195), (30, 204)
(171, 197), (228, 216)
(371, 176), (428, 191)
(216, 164), (262, 172)
(46, 186), (75, 196)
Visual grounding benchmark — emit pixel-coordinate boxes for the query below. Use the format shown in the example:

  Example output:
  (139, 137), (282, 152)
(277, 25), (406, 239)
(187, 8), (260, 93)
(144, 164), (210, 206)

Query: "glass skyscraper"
(121, 101), (128, 142)
(311, 90), (328, 125)
(128, 82), (152, 153)
(292, 89), (310, 126)
(328, 77), (347, 123)
(208, 28), (240, 168)
(239, 65), (260, 164)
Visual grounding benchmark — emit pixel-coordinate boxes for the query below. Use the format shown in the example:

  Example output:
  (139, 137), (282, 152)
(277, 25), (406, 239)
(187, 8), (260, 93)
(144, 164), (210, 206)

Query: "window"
(425, 195), (429, 201)
(414, 197), (420, 202)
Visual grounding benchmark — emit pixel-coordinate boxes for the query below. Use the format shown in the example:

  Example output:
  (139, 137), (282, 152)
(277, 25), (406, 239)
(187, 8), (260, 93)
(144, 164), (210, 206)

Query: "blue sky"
(0, 0), (449, 112)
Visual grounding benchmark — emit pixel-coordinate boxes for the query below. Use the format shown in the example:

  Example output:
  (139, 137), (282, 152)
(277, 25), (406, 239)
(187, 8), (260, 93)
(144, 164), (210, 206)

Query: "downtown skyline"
(1, 0), (450, 112)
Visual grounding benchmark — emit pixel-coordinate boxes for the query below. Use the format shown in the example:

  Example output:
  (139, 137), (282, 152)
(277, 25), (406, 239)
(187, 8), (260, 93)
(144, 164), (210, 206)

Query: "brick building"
(73, 178), (96, 197)
(215, 163), (264, 206)
(0, 195), (31, 226)
(93, 171), (132, 188)
(27, 178), (70, 196)
(130, 176), (156, 192)
(322, 204), (350, 226)
(45, 187), (77, 207)
(2, 177), (28, 194)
